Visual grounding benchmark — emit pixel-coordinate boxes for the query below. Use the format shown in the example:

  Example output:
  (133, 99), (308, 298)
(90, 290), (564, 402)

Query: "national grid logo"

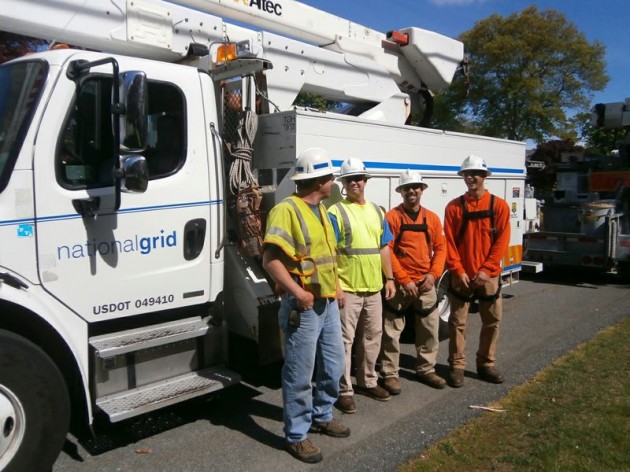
(56, 230), (177, 260)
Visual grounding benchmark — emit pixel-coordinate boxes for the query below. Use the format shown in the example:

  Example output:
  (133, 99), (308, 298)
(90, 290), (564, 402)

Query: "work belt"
(448, 282), (502, 303)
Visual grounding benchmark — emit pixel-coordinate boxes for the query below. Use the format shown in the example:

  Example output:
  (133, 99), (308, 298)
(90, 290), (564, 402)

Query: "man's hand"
(417, 274), (435, 293)
(384, 280), (396, 300)
(296, 288), (315, 311)
(454, 273), (471, 290)
(402, 281), (419, 298)
(471, 270), (490, 289)
(336, 284), (345, 309)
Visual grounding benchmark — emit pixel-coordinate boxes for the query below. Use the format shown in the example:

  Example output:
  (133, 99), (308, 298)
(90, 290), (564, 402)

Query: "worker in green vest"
(328, 157), (396, 414)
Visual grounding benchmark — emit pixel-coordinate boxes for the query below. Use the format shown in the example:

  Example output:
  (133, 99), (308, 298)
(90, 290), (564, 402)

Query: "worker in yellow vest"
(263, 148), (349, 464)
(328, 158), (396, 414)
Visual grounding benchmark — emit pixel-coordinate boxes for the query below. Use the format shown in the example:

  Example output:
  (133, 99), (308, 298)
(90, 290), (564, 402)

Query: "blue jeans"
(279, 295), (344, 443)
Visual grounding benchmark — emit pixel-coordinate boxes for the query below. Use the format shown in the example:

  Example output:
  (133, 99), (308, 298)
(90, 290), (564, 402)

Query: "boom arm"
(0, 0), (463, 91)
(0, 0), (464, 123)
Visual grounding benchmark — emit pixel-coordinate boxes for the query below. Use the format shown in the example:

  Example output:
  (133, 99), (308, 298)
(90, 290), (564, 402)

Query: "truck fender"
(0, 279), (92, 426)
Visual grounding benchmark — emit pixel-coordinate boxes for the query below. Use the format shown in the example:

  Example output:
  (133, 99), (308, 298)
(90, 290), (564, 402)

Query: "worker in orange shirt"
(443, 155), (511, 388)
(380, 170), (447, 394)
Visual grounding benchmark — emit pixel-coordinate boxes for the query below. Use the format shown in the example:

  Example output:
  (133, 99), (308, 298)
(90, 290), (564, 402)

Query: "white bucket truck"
(0, 0), (528, 469)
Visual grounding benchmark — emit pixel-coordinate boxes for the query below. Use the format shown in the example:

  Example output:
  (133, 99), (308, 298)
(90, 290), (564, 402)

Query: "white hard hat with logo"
(458, 154), (492, 176)
(337, 157), (372, 180)
(395, 170), (428, 192)
(291, 147), (337, 181)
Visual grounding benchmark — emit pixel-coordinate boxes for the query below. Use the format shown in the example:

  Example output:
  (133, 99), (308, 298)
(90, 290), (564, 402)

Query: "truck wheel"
(0, 330), (70, 472)
(436, 272), (451, 341)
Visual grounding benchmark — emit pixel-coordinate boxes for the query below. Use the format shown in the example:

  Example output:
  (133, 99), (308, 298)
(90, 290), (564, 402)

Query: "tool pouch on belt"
(236, 186), (263, 258)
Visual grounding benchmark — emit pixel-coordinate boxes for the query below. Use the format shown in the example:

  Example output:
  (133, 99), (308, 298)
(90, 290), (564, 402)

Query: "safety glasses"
(343, 175), (367, 183)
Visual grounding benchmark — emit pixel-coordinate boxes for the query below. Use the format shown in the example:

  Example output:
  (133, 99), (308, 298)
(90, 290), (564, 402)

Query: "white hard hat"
(337, 157), (372, 180)
(458, 154), (492, 176)
(291, 147), (337, 181)
(396, 170), (428, 192)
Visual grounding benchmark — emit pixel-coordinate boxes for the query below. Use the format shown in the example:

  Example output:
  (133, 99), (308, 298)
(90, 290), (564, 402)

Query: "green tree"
(293, 92), (339, 111)
(571, 111), (626, 156)
(0, 32), (48, 63)
(432, 7), (608, 141)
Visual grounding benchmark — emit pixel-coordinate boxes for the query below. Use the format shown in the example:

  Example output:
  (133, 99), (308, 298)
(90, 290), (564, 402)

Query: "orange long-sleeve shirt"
(444, 191), (510, 278)
(385, 204), (446, 285)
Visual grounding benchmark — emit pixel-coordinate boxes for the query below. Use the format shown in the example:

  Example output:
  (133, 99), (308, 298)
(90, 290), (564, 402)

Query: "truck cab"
(0, 49), (242, 472)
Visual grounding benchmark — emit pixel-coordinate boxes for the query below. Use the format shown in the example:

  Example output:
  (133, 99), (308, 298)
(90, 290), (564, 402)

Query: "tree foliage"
(571, 111), (627, 156)
(432, 6), (608, 142)
(293, 92), (339, 111)
(0, 32), (48, 63)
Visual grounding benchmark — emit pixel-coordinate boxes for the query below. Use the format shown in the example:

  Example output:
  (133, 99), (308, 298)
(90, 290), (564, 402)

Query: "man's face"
(318, 173), (335, 198)
(342, 174), (367, 201)
(400, 183), (424, 207)
(462, 170), (487, 191)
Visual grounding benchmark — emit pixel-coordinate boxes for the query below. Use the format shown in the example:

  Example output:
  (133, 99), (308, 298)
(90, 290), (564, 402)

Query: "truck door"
(33, 55), (220, 321)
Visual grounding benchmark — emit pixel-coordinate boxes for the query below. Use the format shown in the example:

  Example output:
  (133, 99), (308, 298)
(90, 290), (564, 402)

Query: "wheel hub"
(0, 384), (25, 470)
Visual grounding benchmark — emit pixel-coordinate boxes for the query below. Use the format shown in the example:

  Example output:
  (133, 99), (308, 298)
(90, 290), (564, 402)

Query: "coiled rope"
(228, 108), (258, 194)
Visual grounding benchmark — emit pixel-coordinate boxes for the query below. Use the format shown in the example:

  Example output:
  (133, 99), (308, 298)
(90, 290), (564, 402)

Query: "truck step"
(89, 317), (209, 358)
(96, 366), (240, 422)
(521, 261), (544, 273)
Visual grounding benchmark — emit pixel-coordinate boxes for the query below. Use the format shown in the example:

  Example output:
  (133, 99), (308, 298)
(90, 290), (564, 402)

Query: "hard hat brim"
(290, 167), (338, 181)
(336, 171), (372, 181)
(395, 182), (428, 192)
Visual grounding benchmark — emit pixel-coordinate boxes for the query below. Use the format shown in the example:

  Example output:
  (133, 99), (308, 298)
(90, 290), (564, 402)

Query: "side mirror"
(120, 154), (149, 193)
(119, 71), (148, 152)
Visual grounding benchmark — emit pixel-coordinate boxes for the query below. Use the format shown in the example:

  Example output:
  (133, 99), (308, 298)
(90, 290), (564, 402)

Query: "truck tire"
(436, 272), (451, 341)
(0, 330), (70, 472)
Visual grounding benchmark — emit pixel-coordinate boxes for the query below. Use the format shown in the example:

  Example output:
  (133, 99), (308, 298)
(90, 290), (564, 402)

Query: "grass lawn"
(401, 316), (630, 471)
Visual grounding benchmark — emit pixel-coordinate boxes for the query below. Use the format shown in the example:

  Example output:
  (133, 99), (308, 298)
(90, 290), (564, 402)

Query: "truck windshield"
(0, 60), (47, 192)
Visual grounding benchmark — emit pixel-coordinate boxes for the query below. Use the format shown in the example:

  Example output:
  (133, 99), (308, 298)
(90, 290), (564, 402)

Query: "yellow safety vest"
(329, 200), (384, 292)
(264, 195), (338, 298)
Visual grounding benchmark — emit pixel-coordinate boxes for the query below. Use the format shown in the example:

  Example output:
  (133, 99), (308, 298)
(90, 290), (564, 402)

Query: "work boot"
(310, 418), (351, 438)
(381, 376), (401, 395)
(447, 368), (464, 388)
(356, 385), (391, 402)
(415, 371), (447, 389)
(477, 366), (504, 384)
(334, 395), (357, 414)
(285, 438), (322, 463)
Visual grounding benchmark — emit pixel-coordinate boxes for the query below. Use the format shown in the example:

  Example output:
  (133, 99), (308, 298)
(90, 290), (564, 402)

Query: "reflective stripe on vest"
(264, 195), (338, 297)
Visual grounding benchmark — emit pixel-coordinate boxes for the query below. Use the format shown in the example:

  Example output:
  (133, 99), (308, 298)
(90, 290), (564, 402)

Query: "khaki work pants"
(380, 286), (439, 377)
(447, 275), (502, 369)
(339, 291), (383, 394)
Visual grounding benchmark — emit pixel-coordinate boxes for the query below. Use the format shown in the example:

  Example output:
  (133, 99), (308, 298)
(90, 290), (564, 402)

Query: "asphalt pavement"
(53, 269), (629, 472)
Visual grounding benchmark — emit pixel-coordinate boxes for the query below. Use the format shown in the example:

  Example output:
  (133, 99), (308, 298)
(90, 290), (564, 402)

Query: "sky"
(299, 0), (629, 107)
